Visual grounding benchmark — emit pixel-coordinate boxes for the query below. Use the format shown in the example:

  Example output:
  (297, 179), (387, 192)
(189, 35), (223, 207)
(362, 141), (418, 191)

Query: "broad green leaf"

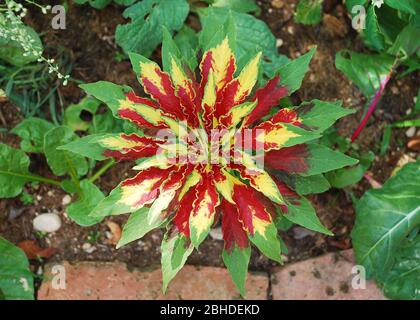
(325, 151), (374, 188)
(64, 97), (101, 132)
(173, 26), (198, 71)
(295, 0), (323, 25)
(248, 221), (282, 262)
(117, 207), (165, 248)
(296, 100), (356, 134)
(222, 246), (251, 297)
(11, 118), (55, 153)
(301, 143), (359, 176)
(382, 236), (420, 300)
(0, 20), (43, 67)
(0, 237), (34, 300)
(335, 51), (395, 100)
(161, 231), (193, 292)
(66, 180), (105, 226)
(351, 160), (420, 279)
(58, 133), (111, 161)
(209, 0), (260, 14)
(384, 0), (420, 15)
(44, 126), (89, 177)
(388, 23), (420, 58)
(365, 5), (385, 51)
(115, 0), (189, 57)
(0, 143), (30, 198)
(90, 110), (124, 134)
(285, 196), (333, 235)
(293, 174), (331, 195)
(279, 47), (316, 94)
(79, 81), (132, 117)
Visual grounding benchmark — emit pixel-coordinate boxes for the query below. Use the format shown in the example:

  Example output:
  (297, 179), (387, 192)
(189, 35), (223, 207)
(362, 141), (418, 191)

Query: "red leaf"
(18, 240), (57, 260)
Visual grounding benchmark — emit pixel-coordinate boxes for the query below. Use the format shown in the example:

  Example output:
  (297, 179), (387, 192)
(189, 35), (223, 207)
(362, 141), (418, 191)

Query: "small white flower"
(372, 0), (384, 8)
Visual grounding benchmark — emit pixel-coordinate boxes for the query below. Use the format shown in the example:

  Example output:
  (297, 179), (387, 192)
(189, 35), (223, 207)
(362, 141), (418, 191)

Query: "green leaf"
(44, 126), (89, 177)
(325, 151), (374, 188)
(293, 174), (331, 195)
(0, 21), (43, 67)
(222, 246), (251, 297)
(174, 26), (198, 71)
(384, 0), (419, 15)
(279, 47), (316, 94)
(66, 180), (105, 227)
(161, 231), (193, 292)
(117, 207), (165, 248)
(11, 118), (55, 153)
(351, 160), (420, 279)
(382, 236), (420, 300)
(248, 222), (282, 262)
(0, 143), (30, 198)
(79, 81), (132, 117)
(364, 5), (385, 51)
(284, 196), (333, 235)
(295, 0), (323, 25)
(115, 0), (189, 57)
(335, 51), (394, 100)
(297, 100), (356, 134)
(90, 110), (124, 134)
(301, 143), (359, 176)
(388, 23), (420, 58)
(210, 0), (260, 14)
(58, 133), (110, 161)
(0, 237), (34, 300)
(64, 97), (101, 132)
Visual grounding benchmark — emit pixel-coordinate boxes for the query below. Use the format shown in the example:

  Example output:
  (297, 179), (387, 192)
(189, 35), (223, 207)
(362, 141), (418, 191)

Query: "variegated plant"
(62, 25), (357, 295)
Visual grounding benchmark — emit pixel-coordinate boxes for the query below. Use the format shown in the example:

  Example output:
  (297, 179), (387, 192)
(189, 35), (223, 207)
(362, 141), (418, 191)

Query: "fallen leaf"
(106, 221), (122, 246)
(18, 240), (57, 260)
(407, 136), (420, 151)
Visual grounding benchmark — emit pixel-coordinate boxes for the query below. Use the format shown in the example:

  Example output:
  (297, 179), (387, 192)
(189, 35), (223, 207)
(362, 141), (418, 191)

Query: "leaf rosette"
(62, 22), (357, 295)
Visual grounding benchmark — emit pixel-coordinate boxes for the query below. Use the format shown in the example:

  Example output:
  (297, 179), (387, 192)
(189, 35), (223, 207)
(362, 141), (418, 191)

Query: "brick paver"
(38, 262), (268, 300)
(271, 250), (386, 300)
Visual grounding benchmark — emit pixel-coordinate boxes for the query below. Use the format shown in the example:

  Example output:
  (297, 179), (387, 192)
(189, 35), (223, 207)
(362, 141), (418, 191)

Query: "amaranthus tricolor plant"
(62, 22), (357, 296)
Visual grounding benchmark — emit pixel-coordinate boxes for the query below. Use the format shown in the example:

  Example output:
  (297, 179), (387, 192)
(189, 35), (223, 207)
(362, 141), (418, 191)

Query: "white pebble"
(33, 213), (62, 233)
(405, 126), (416, 138)
(62, 195), (72, 206)
(276, 38), (284, 48)
(82, 243), (96, 254)
(209, 227), (223, 241)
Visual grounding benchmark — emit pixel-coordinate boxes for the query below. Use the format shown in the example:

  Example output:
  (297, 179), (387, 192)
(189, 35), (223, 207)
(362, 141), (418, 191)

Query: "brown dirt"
(0, 0), (419, 288)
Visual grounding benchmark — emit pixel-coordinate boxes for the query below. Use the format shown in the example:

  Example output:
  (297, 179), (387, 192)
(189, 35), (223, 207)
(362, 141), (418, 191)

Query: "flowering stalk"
(0, 0), (70, 85)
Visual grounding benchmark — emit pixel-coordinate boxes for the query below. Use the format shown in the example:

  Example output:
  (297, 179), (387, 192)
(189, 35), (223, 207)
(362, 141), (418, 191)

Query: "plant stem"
(89, 159), (115, 183)
(0, 170), (61, 186)
(351, 72), (392, 143)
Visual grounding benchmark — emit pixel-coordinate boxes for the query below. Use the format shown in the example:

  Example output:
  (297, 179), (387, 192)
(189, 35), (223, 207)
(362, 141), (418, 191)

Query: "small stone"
(271, 0), (284, 9)
(36, 195), (42, 201)
(287, 26), (294, 35)
(33, 213), (62, 233)
(82, 243), (96, 254)
(209, 227), (223, 241)
(62, 195), (72, 206)
(276, 38), (283, 48)
(405, 126), (416, 138)
(47, 190), (54, 197)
